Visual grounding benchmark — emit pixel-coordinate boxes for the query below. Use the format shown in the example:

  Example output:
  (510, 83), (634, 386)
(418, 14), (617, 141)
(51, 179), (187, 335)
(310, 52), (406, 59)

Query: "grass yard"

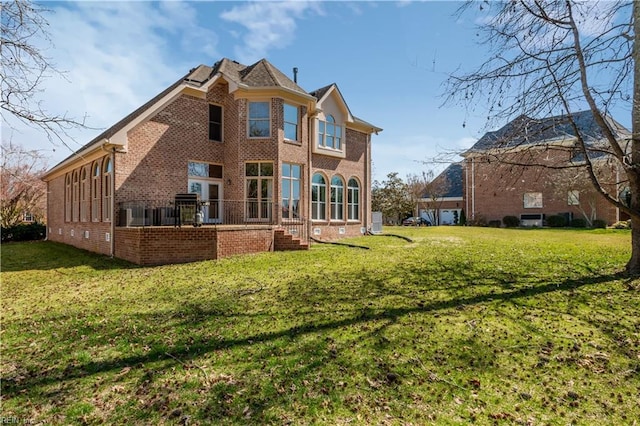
(1, 227), (639, 425)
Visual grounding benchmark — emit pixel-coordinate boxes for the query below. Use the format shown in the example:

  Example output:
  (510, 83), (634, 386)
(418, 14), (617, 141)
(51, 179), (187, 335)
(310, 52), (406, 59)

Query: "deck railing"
(116, 199), (309, 242)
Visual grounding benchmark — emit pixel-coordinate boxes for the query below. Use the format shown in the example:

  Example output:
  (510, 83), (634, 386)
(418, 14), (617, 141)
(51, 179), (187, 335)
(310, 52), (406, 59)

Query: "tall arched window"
(91, 162), (101, 221)
(72, 170), (80, 222)
(102, 158), (112, 222)
(311, 173), (326, 221)
(65, 174), (72, 222)
(80, 168), (88, 222)
(348, 178), (360, 221)
(330, 176), (344, 221)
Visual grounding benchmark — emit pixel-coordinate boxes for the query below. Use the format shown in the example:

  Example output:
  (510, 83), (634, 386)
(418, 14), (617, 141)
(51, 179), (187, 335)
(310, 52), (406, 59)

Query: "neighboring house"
(42, 58), (381, 265)
(461, 110), (630, 227)
(418, 163), (464, 225)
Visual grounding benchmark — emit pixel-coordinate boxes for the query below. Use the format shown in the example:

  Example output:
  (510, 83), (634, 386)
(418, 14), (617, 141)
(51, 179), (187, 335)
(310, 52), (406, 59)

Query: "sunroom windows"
(312, 173), (360, 222)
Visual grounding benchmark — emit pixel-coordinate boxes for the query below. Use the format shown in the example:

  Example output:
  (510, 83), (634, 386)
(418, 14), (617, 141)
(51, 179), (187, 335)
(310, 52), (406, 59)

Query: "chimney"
(293, 67), (298, 84)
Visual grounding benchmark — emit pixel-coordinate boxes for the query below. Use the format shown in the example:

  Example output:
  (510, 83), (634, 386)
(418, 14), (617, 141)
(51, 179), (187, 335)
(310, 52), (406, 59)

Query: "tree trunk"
(628, 0), (640, 276)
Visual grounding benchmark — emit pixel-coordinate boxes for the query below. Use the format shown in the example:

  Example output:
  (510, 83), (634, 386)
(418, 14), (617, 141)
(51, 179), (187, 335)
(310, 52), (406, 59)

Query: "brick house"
(417, 163), (464, 225)
(461, 110), (630, 227)
(42, 58), (381, 265)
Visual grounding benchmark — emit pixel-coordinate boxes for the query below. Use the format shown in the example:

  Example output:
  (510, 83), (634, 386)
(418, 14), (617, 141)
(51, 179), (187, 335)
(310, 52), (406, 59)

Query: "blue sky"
(3, 1), (632, 182)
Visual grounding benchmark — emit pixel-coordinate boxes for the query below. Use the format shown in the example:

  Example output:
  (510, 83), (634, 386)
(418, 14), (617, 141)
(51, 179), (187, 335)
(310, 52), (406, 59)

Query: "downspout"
(471, 157), (476, 221)
(110, 147), (116, 258)
(307, 110), (314, 239)
(364, 133), (370, 232)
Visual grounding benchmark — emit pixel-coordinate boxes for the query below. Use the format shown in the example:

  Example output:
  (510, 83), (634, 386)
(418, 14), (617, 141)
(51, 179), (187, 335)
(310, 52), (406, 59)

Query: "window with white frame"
(284, 104), (298, 141)
(330, 176), (344, 221)
(318, 115), (342, 150)
(65, 174), (72, 222)
(209, 104), (222, 141)
(102, 158), (113, 222)
(72, 170), (80, 222)
(91, 162), (101, 221)
(80, 167), (89, 222)
(568, 190), (580, 206)
(245, 162), (273, 220)
(23, 211), (34, 222)
(282, 163), (301, 219)
(347, 178), (360, 221)
(312, 173), (327, 221)
(248, 101), (270, 137)
(523, 192), (543, 208)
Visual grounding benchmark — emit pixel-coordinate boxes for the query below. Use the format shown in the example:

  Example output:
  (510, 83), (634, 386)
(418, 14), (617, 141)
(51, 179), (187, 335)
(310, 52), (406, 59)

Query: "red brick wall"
(45, 79), (375, 263)
(46, 160), (113, 256)
(464, 149), (620, 225)
(114, 226), (273, 265)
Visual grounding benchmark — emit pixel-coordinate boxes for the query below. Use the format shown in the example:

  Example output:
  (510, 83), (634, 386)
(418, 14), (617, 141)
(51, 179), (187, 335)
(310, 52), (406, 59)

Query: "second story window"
(318, 115), (342, 150)
(209, 104), (222, 141)
(248, 101), (270, 137)
(284, 104), (298, 141)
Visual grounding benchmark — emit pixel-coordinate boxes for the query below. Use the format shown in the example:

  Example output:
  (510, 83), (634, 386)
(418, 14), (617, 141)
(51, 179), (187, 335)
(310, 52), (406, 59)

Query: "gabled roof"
(424, 163), (463, 199)
(466, 110), (629, 154)
(44, 58), (381, 178)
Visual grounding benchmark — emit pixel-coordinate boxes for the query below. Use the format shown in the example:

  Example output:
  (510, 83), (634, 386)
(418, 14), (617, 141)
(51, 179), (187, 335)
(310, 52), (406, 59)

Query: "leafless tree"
(406, 171), (433, 220)
(0, 141), (47, 227)
(1, 0), (87, 148)
(445, 0), (639, 274)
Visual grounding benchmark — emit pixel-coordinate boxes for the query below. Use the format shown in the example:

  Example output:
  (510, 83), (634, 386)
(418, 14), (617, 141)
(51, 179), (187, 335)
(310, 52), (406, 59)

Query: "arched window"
(318, 115), (342, 150)
(348, 178), (360, 221)
(65, 174), (72, 222)
(330, 176), (344, 221)
(72, 170), (80, 222)
(102, 158), (113, 222)
(311, 173), (326, 221)
(91, 162), (101, 221)
(80, 168), (88, 222)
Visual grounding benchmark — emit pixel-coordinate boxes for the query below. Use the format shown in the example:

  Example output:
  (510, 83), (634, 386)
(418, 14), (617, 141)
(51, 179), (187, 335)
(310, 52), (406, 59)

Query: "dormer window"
(318, 115), (342, 150)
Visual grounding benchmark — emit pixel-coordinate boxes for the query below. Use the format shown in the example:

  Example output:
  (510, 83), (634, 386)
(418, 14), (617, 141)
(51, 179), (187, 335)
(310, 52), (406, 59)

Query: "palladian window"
(318, 115), (342, 150)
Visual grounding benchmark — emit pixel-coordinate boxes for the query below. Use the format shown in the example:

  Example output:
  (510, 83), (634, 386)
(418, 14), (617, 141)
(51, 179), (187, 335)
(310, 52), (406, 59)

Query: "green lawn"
(1, 227), (638, 425)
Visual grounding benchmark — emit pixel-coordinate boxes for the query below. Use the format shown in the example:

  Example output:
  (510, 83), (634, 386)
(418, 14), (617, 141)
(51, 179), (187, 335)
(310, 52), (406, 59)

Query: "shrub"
(1, 223), (46, 242)
(592, 219), (607, 229)
(502, 216), (520, 228)
(570, 218), (587, 228)
(546, 215), (567, 228)
(489, 220), (502, 228)
(459, 209), (466, 226)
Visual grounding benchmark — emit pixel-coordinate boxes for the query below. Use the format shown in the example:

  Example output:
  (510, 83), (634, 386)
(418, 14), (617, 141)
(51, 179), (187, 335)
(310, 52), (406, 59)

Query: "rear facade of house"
(43, 58), (381, 265)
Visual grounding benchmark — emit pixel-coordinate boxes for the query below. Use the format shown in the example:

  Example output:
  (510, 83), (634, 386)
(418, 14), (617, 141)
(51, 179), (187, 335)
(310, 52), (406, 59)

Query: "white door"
(188, 179), (222, 223)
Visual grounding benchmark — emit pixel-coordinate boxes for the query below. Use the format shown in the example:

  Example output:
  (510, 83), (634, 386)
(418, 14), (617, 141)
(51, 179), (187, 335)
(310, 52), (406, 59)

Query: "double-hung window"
(246, 162), (273, 220)
(284, 104), (298, 141)
(209, 104), (222, 141)
(91, 162), (101, 221)
(282, 163), (301, 219)
(568, 190), (580, 206)
(318, 115), (342, 150)
(248, 101), (270, 137)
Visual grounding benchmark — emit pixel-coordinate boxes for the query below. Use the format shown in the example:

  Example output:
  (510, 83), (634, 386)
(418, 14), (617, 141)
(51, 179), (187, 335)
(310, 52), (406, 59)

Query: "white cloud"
(220, 1), (323, 64)
(2, 1), (219, 164)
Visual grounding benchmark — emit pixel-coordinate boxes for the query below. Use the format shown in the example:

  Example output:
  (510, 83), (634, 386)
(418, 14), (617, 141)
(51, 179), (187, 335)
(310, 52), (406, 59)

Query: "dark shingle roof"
(467, 110), (629, 153)
(217, 58), (307, 94)
(426, 163), (463, 198)
(309, 83), (334, 101)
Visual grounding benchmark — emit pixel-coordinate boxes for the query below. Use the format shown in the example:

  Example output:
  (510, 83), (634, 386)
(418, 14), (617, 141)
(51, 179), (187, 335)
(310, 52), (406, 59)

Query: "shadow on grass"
(2, 267), (626, 399)
(1, 241), (138, 272)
